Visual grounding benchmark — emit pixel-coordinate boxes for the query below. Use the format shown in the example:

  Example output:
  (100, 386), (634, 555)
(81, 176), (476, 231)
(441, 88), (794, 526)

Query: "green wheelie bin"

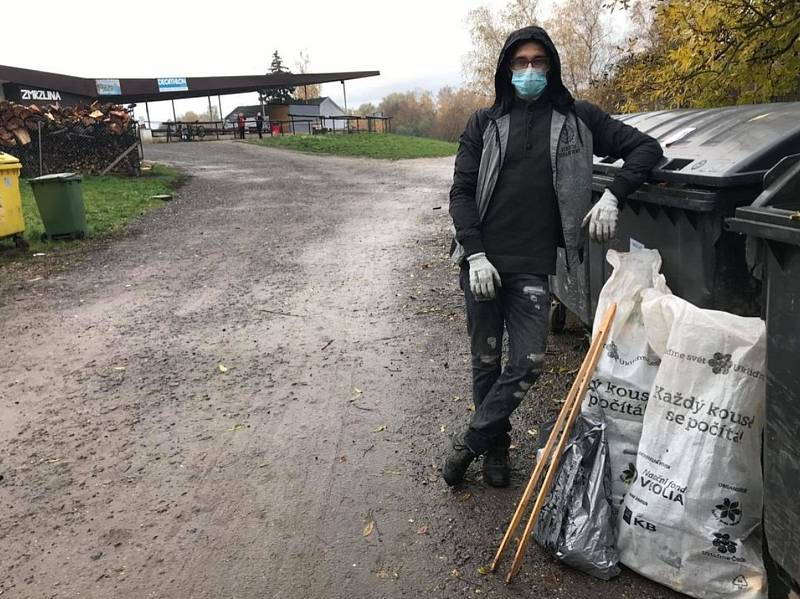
(29, 173), (88, 241)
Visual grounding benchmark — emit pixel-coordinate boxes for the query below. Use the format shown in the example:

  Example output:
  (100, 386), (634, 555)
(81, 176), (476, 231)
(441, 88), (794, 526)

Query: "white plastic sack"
(617, 291), (767, 599)
(582, 249), (670, 514)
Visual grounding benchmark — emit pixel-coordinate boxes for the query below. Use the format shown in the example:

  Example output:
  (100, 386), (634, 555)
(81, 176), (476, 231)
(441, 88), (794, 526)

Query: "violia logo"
(708, 352), (732, 375)
(606, 341), (620, 361)
(712, 532), (738, 554)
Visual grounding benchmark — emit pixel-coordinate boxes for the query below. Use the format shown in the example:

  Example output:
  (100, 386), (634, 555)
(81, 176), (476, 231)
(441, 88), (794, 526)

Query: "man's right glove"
(467, 252), (502, 300)
(581, 188), (619, 243)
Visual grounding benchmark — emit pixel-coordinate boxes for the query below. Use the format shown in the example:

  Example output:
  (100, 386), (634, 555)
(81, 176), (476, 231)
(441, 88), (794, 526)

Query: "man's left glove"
(581, 189), (619, 243)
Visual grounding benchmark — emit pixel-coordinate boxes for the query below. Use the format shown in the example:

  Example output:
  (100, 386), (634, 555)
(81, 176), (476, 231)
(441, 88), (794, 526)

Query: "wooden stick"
(504, 303), (616, 583)
(489, 308), (607, 572)
(99, 141), (139, 176)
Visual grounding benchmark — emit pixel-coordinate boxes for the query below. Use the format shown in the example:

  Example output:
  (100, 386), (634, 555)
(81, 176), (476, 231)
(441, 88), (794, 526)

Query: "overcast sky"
(4, 0), (537, 123)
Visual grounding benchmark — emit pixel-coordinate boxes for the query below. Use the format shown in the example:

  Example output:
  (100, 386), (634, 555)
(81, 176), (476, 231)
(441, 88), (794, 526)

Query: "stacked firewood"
(0, 100), (140, 176)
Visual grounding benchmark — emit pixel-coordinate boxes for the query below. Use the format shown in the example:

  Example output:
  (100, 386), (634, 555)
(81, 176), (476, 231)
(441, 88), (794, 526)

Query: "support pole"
(38, 122), (43, 177)
(218, 95), (223, 127)
(145, 102), (152, 130)
(208, 95), (214, 122)
(171, 99), (177, 123)
(341, 80), (348, 113)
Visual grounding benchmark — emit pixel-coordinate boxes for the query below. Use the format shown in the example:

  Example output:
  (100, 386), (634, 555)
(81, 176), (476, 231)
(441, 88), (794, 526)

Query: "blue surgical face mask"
(511, 68), (547, 99)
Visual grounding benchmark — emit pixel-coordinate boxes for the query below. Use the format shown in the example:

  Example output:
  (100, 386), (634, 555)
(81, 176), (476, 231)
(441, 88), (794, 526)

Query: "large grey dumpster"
(728, 155), (800, 595)
(552, 101), (800, 329)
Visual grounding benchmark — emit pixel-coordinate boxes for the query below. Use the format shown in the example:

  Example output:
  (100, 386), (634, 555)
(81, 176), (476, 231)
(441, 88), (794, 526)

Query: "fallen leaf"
(417, 525), (429, 535)
(228, 423), (244, 432)
(338, 455), (348, 463)
(373, 425), (386, 433)
(467, 403), (476, 412)
(478, 565), (490, 576)
(458, 492), (472, 502)
(451, 568), (460, 577)
(217, 364), (228, 373)
(440, 425), (446, 433)
(363, 518), (375, 537)
(509, 444), (518, 450)
(353, 387), (363, 395)
(527, 429), (538, 437)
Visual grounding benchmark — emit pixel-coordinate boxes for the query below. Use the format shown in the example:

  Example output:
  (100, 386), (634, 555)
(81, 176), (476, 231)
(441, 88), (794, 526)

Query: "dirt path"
(0, 141), (680, 598)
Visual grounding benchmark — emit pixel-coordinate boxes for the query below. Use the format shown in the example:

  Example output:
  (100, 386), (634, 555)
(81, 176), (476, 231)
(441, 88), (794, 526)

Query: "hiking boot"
(442, 442), (477, 487)
(483, 445), (511, 487)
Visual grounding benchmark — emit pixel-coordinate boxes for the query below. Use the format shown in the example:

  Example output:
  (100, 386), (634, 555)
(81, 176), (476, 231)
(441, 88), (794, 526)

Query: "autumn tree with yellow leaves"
(606, 0), (800, 111)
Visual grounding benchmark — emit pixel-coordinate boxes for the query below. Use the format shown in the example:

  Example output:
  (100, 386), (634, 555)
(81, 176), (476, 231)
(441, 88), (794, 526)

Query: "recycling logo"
(709, 352), (732, 375)
(732, 575), (748, 590)
(713, 498), (742, 525)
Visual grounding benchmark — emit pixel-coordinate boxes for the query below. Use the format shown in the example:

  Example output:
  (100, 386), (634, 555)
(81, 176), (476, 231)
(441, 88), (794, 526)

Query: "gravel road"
(0, 140), (681, 599)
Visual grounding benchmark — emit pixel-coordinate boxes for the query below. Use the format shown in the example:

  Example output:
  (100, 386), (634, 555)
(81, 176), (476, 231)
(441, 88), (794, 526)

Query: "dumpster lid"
(728, 204), (800, 246)
(594, 102), (800, 188)
(0, 152), (21, 166)
(30, 173), (82, 182)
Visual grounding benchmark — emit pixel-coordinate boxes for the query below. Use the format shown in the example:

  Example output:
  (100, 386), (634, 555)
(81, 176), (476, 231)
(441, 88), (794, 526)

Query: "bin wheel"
(74, 231), (86, 240)
(550, 300), (567, 334)
(40, 233), (49, 243)
(13, 235), (29, 250)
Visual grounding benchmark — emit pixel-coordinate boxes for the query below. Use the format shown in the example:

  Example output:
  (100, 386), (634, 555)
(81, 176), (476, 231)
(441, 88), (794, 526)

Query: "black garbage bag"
(532, 413), (621, 580)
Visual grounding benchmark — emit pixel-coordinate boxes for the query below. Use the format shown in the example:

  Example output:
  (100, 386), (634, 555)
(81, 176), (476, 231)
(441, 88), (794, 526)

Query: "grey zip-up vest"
(451, 108), (594, 270)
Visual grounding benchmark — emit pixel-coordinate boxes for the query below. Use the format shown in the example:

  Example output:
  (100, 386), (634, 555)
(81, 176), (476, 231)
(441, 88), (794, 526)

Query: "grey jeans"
(459, 267), (549, 454)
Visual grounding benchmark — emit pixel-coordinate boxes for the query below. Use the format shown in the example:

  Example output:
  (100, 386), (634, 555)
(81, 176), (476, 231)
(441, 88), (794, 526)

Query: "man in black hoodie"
(443, 26), (663, 487)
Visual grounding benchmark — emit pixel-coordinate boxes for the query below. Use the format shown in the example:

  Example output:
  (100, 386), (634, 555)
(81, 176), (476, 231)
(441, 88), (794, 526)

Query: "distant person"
(237, 113), (246, 139)
(256, 112), (264, 139)
(442, 26), (663, 488)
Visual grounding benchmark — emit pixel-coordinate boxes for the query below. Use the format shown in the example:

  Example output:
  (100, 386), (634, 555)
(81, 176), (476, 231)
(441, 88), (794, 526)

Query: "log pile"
(0, 101), (140, 177)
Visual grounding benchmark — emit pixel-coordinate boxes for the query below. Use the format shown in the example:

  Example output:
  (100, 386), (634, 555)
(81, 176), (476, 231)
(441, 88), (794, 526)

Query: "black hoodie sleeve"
(575, 101), (664, 200)
(449, 110), (486, 257)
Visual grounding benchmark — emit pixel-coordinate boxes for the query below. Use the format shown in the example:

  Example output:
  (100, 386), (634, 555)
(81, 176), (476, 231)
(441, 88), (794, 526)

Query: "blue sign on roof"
(95, 79), (122, 96)
(157, 78), (189, 93)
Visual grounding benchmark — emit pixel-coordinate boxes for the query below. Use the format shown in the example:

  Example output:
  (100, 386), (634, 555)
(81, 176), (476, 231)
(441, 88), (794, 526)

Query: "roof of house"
(224, 98), (344, 121)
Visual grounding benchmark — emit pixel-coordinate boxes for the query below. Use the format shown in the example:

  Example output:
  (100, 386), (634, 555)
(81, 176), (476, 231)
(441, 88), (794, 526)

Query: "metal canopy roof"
(0, 65), (380, 103)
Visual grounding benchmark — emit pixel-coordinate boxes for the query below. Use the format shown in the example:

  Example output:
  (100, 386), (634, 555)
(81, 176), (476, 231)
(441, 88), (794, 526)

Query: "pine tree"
(260, 50), (295, 105)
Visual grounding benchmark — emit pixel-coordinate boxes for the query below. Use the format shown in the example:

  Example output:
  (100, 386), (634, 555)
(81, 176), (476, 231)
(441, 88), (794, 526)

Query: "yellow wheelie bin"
(0, 152), (27, 249)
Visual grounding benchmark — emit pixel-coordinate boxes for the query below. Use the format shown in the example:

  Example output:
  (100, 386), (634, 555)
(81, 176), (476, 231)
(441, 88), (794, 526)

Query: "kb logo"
(623, 507), (657, 532)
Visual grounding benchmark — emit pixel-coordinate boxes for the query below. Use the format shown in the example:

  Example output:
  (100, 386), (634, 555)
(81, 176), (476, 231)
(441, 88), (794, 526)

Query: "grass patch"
(5, 164), (183, 257)
(250, 133), (457, 159)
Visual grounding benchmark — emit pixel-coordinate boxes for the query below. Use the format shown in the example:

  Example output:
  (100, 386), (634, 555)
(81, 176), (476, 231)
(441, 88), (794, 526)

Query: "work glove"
(467, 252), (502, 300)
(582, 189), (619, 243)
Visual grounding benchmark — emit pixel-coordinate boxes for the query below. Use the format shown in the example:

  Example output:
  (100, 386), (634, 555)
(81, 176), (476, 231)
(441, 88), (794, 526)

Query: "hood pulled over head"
(491, 26), (574, 116)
